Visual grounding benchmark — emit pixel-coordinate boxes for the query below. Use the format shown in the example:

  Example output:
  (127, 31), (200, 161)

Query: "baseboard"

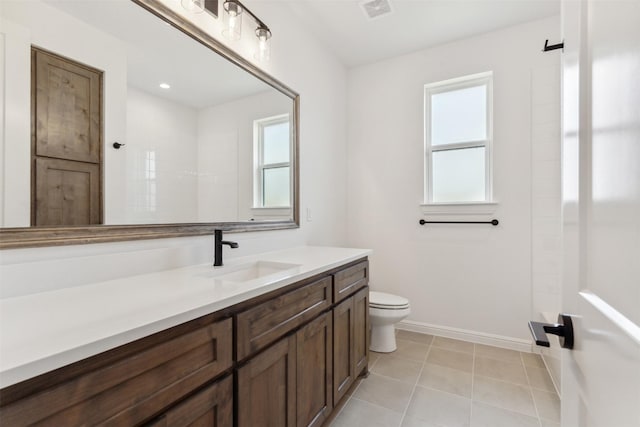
(397, 320), (534, 353)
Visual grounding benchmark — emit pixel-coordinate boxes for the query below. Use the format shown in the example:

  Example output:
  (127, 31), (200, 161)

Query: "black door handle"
(528, 314), (574, 349)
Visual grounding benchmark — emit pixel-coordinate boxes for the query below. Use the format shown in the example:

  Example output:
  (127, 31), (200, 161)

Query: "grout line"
(345, 397), (405, 418)
(472, 373), (533, 389)
(330, 374), (369, 425)
(397, 337), (432, 426)
(364, 370), (422, 387)
(524, 364), (560, 394)
(376, 332), (556, 426)
(522, 352), (544, 427)
(412, 383), (472, 401)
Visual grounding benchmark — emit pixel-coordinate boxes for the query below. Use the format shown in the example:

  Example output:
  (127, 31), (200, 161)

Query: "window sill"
(419, 202), (498, 215)
(250, 207), (292, 218)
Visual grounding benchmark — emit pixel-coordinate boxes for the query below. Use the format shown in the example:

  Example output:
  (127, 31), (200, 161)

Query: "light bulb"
(181, 0), (204, 14)
(222, 1), (243, 40)
(229, 15), (237, 32)
(254, 27), (271, 61)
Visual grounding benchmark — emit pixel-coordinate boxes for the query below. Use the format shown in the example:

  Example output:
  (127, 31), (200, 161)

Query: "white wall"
(530, 65), (562, 391)
(346, 16), (560, 346)
(123, 86), (199, 224)
(0, 0), (348, 298)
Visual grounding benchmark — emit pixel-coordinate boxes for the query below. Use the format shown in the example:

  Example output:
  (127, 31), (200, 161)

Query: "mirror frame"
(0, 0), (300, 249)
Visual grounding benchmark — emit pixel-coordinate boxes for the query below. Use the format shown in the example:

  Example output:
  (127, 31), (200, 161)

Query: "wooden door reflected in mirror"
(31, 47), (103, 226)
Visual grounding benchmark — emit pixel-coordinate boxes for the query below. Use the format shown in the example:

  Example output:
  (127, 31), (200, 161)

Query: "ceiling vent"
(359, 0), (393, 20)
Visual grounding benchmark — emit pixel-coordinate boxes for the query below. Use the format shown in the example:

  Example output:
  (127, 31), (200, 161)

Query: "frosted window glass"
(431, 85), (486, 146)
(263, 122), (289, 164)
(263, 166), (290, 207)
(432, 147), (485, 202)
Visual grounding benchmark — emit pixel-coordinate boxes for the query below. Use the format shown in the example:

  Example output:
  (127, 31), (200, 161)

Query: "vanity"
(0, 0), (367, 423)
(0, 247), (371, 426)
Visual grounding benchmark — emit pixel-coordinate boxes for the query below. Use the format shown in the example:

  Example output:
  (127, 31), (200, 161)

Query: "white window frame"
(423, 72), (494, 208)
(253, 113), (292, 209)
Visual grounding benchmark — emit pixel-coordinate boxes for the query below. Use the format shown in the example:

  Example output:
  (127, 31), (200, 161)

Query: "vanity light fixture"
(255, 25), (271, 61)
(222, 0), (243, 40)
(222, 0), (272, 61)
(181, 0), (205, 14)
(159, 83), (171, 89)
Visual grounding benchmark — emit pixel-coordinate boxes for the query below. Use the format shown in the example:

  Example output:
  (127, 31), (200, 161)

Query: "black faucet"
(213, 229), (239, 267)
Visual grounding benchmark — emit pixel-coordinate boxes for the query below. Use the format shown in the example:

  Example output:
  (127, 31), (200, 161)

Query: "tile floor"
(329, 330), (560, 427)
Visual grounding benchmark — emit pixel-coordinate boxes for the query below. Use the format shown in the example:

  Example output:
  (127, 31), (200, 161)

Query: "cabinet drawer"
(237, 277), (332, 361)
(146, 375), (233, 427)
(333, 261), (368, 303)
(1, 318), (232, 426)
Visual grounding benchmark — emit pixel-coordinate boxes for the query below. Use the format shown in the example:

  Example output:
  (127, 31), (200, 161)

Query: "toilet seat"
(369, 291), (410, 310)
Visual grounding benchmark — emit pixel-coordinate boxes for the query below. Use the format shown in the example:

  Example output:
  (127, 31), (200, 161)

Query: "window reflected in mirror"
(254, 115), (291, 210)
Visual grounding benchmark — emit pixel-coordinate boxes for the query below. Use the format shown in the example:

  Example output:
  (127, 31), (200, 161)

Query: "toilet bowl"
(369, 291), (411, 353)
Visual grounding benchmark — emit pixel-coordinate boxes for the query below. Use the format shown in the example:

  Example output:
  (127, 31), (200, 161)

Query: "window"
(424, 72), (492, 204)
(254, 114), (291, 208)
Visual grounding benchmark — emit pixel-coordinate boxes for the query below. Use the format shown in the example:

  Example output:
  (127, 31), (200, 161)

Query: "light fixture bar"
(222, 0), (272, 61)
(230, 0), (269, 33)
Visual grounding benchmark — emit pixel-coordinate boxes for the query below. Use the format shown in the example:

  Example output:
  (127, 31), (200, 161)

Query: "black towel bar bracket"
(543, 39), (564, 52)
(419, 219), (499, 226)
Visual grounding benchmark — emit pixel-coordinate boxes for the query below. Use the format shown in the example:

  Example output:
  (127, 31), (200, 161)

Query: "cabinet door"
(353, 287), (369, 376)
(296, 312), (333, 427)
(333, 297), (354, 404)
(236, 277), (331, 361)
(146, 375), (233, 427)
(237, 336), (296, 427)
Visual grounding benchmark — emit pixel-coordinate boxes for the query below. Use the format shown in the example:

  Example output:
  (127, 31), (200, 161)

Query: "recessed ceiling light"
(159, 83), (171, 89)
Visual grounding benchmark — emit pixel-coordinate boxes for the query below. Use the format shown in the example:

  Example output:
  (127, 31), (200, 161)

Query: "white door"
(561, 0), (640, 426)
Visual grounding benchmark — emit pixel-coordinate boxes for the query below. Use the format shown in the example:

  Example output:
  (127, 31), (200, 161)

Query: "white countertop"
(0, 246), (371, 388)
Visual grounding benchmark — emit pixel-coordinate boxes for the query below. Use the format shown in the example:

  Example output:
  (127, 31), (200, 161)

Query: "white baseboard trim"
(397, 320), (534, 353)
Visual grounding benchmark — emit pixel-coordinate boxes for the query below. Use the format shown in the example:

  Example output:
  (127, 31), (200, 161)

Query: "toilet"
(369, 291), (411, 353)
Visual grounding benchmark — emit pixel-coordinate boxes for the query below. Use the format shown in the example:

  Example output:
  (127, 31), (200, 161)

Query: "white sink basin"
(202, 261), (301, 284)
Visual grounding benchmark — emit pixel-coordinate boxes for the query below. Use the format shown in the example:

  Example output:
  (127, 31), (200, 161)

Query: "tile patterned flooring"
(329, 330), (560, 427)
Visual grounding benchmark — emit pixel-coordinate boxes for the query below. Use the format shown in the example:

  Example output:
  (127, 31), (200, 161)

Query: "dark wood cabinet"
(237, 312), (335, 427)
(0, 258), (369, 427)
(296, 312), (333, 427)
(353, 287), (370, 376)
(145, 375), (233, 427)
(237, 335), (297, 427)
(333, 286), (370, 405)
(333, 296), (355, 404)
(236, 265), (366, 427)
(0, 317), (232, 426)
(236, 276), (331, 361)
(334, 261), (368, 303)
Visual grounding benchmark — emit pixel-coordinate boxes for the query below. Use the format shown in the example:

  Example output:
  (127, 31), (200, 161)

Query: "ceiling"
(45, 0), (275, 108)
(44, 0), (561, 96)
(282, 0), (560, 67)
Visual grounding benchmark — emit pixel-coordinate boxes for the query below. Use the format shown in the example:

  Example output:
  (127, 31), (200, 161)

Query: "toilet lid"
(369, 291), (410, 309)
